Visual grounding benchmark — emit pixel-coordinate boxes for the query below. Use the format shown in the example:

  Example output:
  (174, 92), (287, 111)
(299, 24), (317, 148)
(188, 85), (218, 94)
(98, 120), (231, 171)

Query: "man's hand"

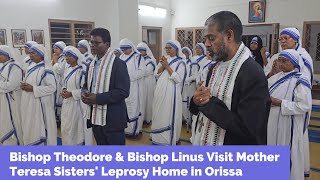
(193, 85), (212, 106)
(21, 82), (33, 92)
(271, 96), (282, 107)
(197, 80), (204, 88)
(81, 92), (97, 105)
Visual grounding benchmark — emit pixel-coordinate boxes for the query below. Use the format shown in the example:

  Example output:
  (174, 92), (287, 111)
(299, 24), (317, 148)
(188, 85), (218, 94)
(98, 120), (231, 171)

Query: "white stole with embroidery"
(86, 48), (115, 126)
(192, 43), (251, 145)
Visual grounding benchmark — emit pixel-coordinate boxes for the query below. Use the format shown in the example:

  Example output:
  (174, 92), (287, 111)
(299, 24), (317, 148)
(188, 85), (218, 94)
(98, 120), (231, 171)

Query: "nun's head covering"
(250, 37), (258, 44)
(280, 27), (301, 50)
(137, 42), (155, 59)
(165, 40), (185, 59)
(77, 39), (93, 55)
(24, 41), (38, 49)
(278, 49), (303, 72)
(114, 48), (123, 55)
(29, 44), (50, 65)
(63, 46), (85, 66)
(119, 38), (138, 54)
(195, 43), (206, 55)
(182, 47), (193, 58)
(0, 45), (15, 60)
(53, 41), (66, 52)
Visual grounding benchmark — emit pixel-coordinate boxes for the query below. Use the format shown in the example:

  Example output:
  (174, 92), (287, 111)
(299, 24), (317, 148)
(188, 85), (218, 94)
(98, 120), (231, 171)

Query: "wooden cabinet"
(49, 19), (94, 49)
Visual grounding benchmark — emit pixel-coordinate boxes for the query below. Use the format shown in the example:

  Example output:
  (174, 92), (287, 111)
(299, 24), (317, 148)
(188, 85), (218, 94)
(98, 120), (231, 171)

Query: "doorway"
(242, 23), (280, 55)
(142, 26), (162, 62)
(303, 21), (320, 74)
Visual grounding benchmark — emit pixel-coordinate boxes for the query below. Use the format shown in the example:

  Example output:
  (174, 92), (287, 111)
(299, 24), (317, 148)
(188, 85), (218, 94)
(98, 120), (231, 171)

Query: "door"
(303, 21), (320, 74)
(242, 23), (279, 55)
(142, 26), (162, 63)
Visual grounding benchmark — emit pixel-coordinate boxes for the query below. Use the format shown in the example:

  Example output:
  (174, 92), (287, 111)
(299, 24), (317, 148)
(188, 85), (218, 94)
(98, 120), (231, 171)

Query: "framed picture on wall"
(248, 1), (266, 23)
(0, 29), (7, 45)
(31, 29), (45, 46)
(11, 29), (26, 48)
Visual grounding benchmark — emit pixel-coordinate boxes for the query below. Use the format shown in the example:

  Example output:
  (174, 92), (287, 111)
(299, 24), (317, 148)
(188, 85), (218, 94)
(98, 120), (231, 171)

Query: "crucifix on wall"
(18, 47), (24, 55)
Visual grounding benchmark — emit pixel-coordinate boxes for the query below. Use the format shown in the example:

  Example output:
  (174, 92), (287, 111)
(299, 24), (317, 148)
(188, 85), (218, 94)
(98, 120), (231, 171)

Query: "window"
(176, 28), (205, 51)
(49, 19), (94, 51)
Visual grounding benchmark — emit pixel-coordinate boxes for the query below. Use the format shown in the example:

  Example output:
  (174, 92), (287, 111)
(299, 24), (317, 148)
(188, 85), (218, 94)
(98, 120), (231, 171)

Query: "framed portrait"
(0, 29), (7, 45)
(31, 29), (45, 46)
(248, 1), (266, 23)
(11, 29), (27, 48)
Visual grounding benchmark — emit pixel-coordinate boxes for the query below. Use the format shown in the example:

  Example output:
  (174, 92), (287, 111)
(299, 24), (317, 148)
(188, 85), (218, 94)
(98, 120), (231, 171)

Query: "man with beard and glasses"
(189, 11), (271, 145)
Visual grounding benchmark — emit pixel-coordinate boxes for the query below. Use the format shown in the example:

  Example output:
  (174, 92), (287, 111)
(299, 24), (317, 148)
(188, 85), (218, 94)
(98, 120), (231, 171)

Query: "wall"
(0, 0), (139, 63)
(138, 0), (172, 54)
(118, 0), (139, 46)
(171, 0), (320, 40)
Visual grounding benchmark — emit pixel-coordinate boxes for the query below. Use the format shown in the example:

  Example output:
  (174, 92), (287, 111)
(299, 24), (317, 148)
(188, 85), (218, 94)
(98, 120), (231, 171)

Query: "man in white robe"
(189, 11), (270, 146)
(119, 38), (145, 138)
(20, 44), (57, 145)
(267, 49), (312, 180)
(151, 40), (187, 145)
(137, 42), (156, 124)
(52, 41), (66, 122)
(22, 41), (38, 73)
(60, 46), (86, 145)
(0, 45), (23, 145)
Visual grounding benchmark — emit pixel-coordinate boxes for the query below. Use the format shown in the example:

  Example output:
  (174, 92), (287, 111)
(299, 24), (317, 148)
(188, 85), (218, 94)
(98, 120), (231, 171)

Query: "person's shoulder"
(113, 56), (127, 68)
(113, 56), (124, 64)
(239, 57), (266, 80)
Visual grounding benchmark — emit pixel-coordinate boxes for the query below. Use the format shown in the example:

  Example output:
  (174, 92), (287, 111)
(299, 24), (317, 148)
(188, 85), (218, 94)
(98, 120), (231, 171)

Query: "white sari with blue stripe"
(151, 56), (186, 145)
(267, 71), (312, 180)
(120, 51), (143, 136)
(0, 60), (23, 145)
(144, 55), (157, 124)
(61, 65), (85, 145)
(21, 62), (57, 145)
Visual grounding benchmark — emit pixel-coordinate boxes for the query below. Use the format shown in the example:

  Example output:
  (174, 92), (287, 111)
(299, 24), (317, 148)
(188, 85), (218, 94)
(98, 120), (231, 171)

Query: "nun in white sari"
(20, 44), (57, 145)
(193, 43), (209, 85)
(137, 42), (156, 124)
(77, 39), (94, 68)
(270, 28), (313, 177)
(181, 47), (194, 125)
(0, 45), (23, 145)
(60, 46), (86, 145)
(22, 41), (38, 72)
(267, 49), (312, 180)
(119, 38), (145, 137)
(151, 40), (187, 145)
(52, 41), (67, 120)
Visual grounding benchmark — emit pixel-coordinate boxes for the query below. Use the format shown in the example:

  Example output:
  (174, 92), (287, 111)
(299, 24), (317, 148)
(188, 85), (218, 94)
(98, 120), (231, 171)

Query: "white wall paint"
(0, 0), (140, 63)
(138, 0), (172, 54)
(118, 0), (139, 46)
(171, 0), (320, 40)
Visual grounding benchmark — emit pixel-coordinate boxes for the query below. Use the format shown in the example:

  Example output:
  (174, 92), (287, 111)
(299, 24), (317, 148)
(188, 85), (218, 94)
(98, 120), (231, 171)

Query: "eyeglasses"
(278, 36), (292, 42)
(277, 58), (289, 63)
(89, 41), (104, 46)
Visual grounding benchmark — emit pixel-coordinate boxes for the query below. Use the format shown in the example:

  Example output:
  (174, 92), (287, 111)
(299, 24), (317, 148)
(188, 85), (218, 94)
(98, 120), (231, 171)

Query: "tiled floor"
(126, 123), (320, 180)
(58, 120), (320, 179)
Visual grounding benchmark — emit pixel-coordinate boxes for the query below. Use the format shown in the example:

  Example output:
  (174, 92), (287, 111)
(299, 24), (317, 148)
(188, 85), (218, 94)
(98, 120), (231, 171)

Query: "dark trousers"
(92, 125), (125, 145)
